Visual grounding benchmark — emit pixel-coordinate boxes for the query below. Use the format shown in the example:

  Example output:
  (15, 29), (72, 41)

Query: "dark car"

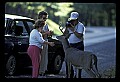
(5, 14), (65, 76)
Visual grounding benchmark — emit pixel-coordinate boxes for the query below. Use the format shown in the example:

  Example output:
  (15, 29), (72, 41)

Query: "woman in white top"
(27, 19), (54, 78)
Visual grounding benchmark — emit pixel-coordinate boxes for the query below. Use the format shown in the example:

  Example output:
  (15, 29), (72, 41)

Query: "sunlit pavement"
(84, 27), (116, 46)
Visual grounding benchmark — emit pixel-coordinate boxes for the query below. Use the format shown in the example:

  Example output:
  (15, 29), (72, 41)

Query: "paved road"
(5, 27), (116, 78)
(83, 38), (116, 78)
(84, 26), (116, 46)
(60, 27), (116, 78)
(59, 39), (116, 78)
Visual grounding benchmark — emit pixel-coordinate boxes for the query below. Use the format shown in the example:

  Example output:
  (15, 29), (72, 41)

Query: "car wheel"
(49, 54), (63, 74)
(6, 55), (16, 75)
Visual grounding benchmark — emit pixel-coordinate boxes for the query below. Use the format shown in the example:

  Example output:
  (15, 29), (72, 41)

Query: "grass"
(100, 67), (116, 78)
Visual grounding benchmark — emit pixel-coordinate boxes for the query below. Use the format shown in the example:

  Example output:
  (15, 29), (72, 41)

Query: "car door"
(14, 20), (29, 55)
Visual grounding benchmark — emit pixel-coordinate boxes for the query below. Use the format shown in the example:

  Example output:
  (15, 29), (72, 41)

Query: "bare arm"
(43, 41), (55, 46)
(63, 28), (71, 39)
(73, 31), (83, 39)
(68, 27), (83, 39)
(42, 30), (53, 39)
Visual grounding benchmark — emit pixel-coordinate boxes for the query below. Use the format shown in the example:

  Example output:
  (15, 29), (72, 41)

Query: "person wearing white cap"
(63, 11), (85, 78)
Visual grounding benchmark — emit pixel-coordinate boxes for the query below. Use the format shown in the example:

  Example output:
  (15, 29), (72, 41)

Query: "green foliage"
(54, 3), (74, 17)
(46, 19), (63, 35)
(5, 2), (116, 26)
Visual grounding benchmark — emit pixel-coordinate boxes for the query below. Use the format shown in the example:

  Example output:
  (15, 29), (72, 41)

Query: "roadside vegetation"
(46, 19), (63, 35)
(5, 2), (116, 35)
(5, 2), (116, 27)
(100, 66), (115, 78)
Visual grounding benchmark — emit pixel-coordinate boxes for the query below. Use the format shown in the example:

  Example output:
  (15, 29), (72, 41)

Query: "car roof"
(5, 14), (34, 20)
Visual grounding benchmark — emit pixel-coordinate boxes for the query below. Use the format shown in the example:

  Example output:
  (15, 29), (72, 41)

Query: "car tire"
(48, 54), (63, 74)
(5, 55), (16, 76)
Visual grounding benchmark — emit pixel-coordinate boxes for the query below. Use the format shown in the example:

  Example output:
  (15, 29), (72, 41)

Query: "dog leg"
(70, 65), (74, 78)
(65, 61), (68, 78)
(92, 54), (101, 78)
(78, 69), (82, 78)
(66, 62), (71, 78)
(91, 67), (101, 78)
(84, 69), (96, 78)
(75, 67), (82, 78)
(75, 68), (79, 78)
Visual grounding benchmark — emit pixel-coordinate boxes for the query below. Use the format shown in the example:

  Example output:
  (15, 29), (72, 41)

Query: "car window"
(26, 21), (34, 32)
(15, 21), (28, 35)
(5, 18), (13, 34)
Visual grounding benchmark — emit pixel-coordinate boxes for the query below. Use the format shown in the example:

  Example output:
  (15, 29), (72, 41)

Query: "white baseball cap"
(68, 12), (79, 21)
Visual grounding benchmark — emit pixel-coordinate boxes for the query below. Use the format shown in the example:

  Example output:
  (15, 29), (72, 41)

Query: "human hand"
(46, 30), (53, 36)
(49, 30), (54, 35)
(68, 27), (74, 32)
(49, 42), (55, 47)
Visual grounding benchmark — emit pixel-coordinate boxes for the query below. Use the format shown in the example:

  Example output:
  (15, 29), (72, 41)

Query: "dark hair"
(38, 11), (48, 19)
(33, 19), (45, 29)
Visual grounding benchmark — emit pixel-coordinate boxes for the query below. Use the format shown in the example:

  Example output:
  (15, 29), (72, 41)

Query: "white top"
(43, 24), (49, 32)
(42, 24), (49, 41)
(67, 22), (85, 43)
(29, 29), (45, 49)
